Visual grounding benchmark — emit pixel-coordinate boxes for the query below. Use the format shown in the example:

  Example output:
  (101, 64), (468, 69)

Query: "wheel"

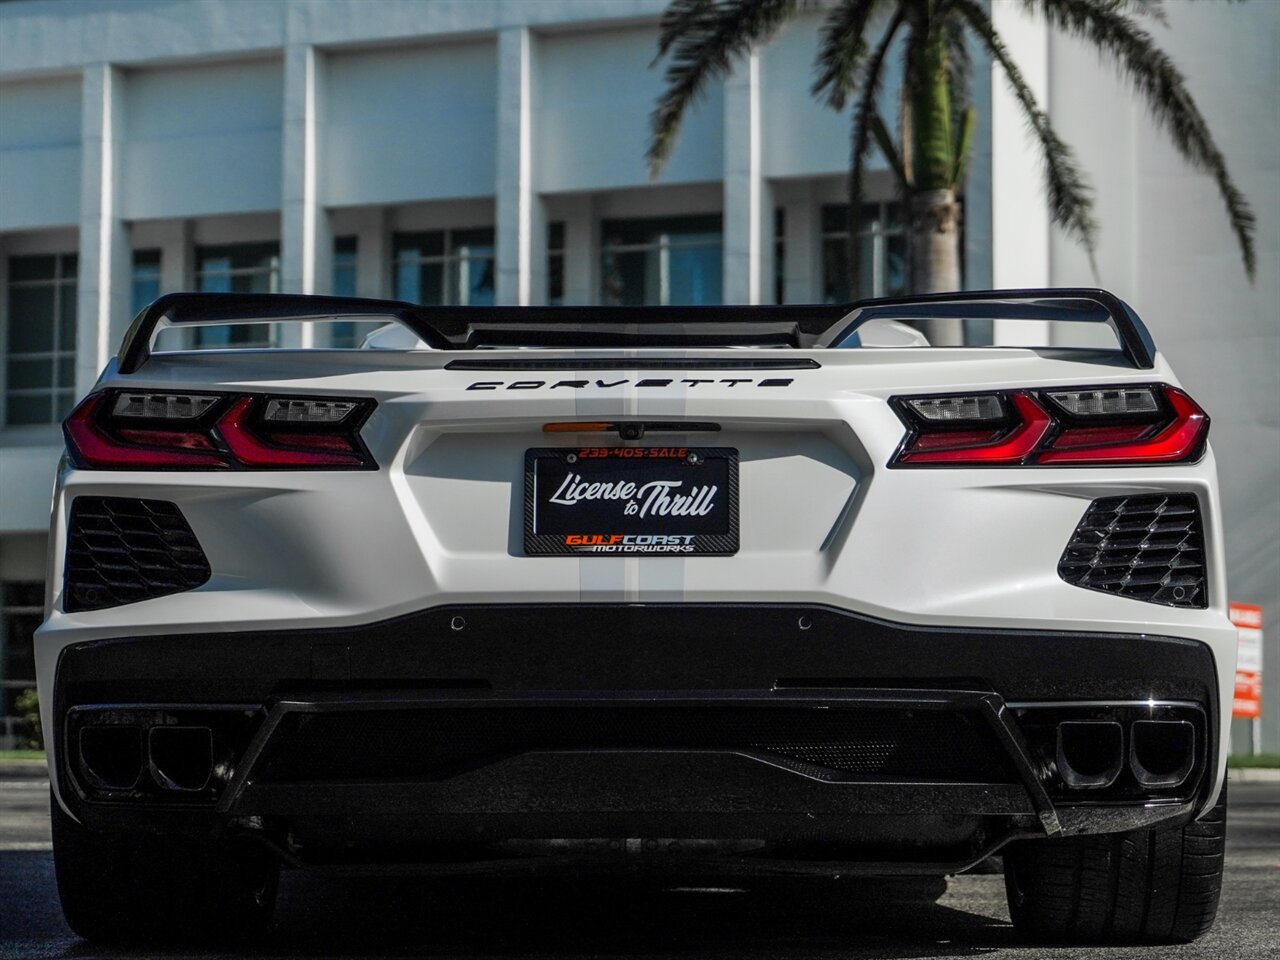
(1003, 784), (1226, 944)
(50, 791), (278, 945)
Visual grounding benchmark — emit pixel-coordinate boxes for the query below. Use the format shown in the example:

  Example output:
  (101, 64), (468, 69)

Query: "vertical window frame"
(392, 227), (497, 308)
(3, 252), (79, 427)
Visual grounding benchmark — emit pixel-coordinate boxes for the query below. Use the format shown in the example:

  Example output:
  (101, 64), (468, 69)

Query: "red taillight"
(890, 384), (1208, 467)
(65, 394), (228, 468)
(217, 397), (368, 467)
(897, 393), (1053, 464)
(63, 391), (376, 470)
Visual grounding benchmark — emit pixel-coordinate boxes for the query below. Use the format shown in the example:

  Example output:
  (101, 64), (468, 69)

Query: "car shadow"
(264, 873), (1021, 958)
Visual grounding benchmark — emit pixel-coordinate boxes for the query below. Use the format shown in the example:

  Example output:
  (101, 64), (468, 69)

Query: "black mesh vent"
(1058, 494), (1206, 608)
(65, 497), (211, 612)
(257, 705), (1014, 784)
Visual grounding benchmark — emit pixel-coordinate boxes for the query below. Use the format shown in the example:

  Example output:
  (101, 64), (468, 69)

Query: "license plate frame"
(523, 447), (739, 556)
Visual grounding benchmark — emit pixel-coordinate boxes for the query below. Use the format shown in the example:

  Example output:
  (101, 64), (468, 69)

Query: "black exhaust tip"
(78, 725), (143, 791)
(148, 726), (214, 792)
(1130, 719), (1196, 788)
(1056, 720), (1124, 789)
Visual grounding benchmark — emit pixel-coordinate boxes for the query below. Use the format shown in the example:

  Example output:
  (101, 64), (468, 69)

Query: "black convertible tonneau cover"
(116, 288), (1156, 372)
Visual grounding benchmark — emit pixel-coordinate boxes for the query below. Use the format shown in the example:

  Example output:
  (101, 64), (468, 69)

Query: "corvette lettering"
(467, 378), (793, 390)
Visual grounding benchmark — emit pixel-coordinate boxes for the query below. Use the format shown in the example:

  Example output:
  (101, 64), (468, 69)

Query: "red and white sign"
(1230, 602), (1263, 719)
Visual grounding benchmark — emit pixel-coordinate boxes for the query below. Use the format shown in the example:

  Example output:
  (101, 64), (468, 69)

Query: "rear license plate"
(524, 447), (739, 556)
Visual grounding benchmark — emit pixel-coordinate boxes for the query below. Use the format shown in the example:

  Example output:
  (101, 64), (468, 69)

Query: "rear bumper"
(52, 603), (1221, 874)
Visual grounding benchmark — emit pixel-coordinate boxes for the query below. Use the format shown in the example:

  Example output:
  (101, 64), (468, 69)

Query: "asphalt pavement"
(1, 765), (1277, 959)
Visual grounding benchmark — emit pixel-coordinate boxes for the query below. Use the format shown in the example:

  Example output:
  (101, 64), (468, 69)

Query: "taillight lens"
(64, 391), (377, 470)
(890, 384), (1207, 467)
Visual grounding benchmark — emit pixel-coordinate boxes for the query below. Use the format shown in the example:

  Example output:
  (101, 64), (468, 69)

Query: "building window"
(600, 214), (722, 306)
(4, 253), (77, 426)
(774, 208), (786, 305)
(547, 222), (565, 306)
(821, 203), (907, 302)
(1, 581), (41, 740)
(328, 236), (379, 348)
(131, 249), (162, 317)
(393, 229), (495, 307)
(195, 242), (280, 348)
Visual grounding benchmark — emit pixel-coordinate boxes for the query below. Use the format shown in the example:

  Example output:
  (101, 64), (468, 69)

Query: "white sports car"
(36, 289), (1234, 945)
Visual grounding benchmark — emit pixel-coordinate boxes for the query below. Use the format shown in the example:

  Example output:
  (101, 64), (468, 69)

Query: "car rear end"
(36, 290), (1236, 944)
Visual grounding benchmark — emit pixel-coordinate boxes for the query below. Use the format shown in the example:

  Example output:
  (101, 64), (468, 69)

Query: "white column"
(354, 207), (389, 300)
(495, 27), (537, 305)
(280, 43), (326, 347)
(990, 1), (1051, 343)
(77, 63), (130, 389)
(722, 49), (764, 304)
(782, 188), (817, 304)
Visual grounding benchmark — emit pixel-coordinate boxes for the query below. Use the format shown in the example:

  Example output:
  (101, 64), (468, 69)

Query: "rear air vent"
(1058, 494), (1206, 608)
(65, 497), (211, 612)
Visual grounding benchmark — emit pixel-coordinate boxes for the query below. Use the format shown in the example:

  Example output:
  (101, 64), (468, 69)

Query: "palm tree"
(648, 0), (1256, 319)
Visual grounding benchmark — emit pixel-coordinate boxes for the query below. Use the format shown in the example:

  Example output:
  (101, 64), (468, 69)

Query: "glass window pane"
(58, 356), (76, 389)
(58, 281), (77, 350)
(394, 259), (420, 302)
(821, 205), (846, 235)
(54, 390), (77, 420)
(601, 249), (647, 306)
(195, 326), (231, 348)
(4, 393), (51, 425)
(59, 254), (78, 279)
(548, 254), (564, 306)
(666, 244), (722, 305)
(548, 221), (565, 251)
(822, 237), (849, 303)
(393, 232), (444, 259)
(333, 266), (357, 299)
(418, 262), (445, 305)
(9, 255), (56, 282)
(132, 277), (161, 315)
(7, 357), (52, 391)
(885, 233), (908, 297)
(4, 582), (45, 608)
(456, 255), (494, 306)
(7, 286), (55, 352)
(451, 228), (495, 251)
(329, 321), (382, 348)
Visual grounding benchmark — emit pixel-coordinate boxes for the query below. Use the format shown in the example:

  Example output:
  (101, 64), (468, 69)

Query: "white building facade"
(1, 0), (1276, 750)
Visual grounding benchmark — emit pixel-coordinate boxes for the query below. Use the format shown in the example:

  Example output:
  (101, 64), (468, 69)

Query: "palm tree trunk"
(909, 187), (965, 346)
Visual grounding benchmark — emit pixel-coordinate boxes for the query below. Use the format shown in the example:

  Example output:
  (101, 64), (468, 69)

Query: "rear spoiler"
(116, 288), (1156, 374)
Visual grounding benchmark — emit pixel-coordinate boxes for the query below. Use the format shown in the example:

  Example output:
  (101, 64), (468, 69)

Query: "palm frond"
(812, 0), (886, 110)
(950, 106), (977, 188)
(847, 9), (907, 297)
(950, 0), (1099, 257)
(870, 111), (910, 189)
(1023, 0), (1256, 277)
(648, 0), (799, 177)
(943, 15), (972, 117)
(1105, 0), (1169, 27)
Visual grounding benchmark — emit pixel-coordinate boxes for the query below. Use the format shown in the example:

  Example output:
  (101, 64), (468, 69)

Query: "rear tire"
(1003, 784), (1226, 944)
(51, 792), (278, 945)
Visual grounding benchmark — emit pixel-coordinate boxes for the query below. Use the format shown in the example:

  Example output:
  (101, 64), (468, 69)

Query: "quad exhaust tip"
(1056, 720), (1124, 790)
(1130, 719), (1195, 789)
(148, 726), (214, 792)
(78, 725), (143, 791)
(75, 723), (215, 793)
(1053, 718), (1196, 791)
